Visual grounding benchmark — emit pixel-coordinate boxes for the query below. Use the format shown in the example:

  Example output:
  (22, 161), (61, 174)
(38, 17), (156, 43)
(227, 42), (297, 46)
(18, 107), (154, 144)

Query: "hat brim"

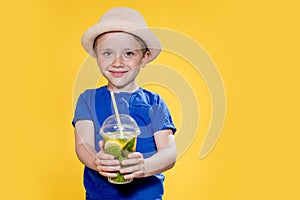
(81, 20), (161, 62)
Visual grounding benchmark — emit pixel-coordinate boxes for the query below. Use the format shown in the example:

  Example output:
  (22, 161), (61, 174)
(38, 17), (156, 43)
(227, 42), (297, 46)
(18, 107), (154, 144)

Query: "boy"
(73, 7), (177, 200)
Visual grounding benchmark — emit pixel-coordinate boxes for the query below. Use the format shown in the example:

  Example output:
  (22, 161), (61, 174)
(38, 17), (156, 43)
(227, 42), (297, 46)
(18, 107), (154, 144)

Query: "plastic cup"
(100, 114), (140, 184)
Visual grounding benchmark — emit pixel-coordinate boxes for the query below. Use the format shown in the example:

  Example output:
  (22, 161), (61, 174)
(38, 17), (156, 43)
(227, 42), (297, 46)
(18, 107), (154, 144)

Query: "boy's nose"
(111, 55), (124, 67)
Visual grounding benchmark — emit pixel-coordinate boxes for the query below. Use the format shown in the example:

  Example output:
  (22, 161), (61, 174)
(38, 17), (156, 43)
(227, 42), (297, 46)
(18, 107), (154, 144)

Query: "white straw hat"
(81, 7), (161, 62)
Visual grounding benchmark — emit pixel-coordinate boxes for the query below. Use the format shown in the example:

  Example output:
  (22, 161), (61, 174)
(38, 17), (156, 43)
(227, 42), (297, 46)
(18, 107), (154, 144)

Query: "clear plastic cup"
(100, 114), (140, 184)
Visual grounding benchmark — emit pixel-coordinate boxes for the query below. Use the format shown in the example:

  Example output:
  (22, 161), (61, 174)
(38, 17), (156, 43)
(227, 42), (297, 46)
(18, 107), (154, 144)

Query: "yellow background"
(1, 0), (300, 199)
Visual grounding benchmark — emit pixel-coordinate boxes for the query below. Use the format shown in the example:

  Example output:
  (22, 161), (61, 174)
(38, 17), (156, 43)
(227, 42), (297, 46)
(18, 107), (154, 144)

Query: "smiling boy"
(94, 32), (149, 92)
(73, 7), (177, 200)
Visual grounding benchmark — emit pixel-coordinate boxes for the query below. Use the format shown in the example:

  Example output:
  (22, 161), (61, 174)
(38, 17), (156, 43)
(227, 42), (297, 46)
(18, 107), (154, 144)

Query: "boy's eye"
(124, 51), (135, 57)
(103, 52), (112, 56)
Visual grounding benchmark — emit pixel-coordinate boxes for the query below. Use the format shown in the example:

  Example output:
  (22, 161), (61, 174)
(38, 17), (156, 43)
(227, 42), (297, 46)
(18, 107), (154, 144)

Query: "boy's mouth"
(108, 70), (128, 77)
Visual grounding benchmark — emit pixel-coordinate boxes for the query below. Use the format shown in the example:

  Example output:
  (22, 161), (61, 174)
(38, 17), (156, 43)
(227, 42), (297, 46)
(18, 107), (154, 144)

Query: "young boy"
(73, 7), (177, 200)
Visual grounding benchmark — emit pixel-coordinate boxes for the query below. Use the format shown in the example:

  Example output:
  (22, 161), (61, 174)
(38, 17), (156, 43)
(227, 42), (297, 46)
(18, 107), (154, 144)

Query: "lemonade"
(100, 114), (140, 184)
(103, 133), (137, 184)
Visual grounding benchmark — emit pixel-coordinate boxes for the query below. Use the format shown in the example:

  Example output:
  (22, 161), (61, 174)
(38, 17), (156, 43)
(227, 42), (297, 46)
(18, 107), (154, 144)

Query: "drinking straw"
(110, 91), (123, 134)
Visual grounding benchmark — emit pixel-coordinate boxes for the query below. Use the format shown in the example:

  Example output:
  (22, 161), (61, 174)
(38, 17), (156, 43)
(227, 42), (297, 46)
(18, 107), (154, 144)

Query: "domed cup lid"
(100, 114), (140, 138)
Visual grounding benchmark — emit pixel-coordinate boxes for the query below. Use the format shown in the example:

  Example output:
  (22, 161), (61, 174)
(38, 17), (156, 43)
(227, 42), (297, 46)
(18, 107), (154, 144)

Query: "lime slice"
(122, 138), (135, 151)
(105, 142), (122, 158)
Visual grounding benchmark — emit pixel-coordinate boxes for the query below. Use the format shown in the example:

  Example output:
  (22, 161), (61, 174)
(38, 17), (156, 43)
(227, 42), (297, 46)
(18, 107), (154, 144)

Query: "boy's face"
(94, 32), (149, 92)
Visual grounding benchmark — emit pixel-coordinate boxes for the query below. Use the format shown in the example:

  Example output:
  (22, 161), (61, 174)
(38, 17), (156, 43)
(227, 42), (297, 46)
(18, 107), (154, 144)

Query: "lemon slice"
(105, 141), (122, 149)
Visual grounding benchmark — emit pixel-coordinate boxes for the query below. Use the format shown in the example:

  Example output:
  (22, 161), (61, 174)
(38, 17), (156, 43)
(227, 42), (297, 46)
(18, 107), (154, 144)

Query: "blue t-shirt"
(73, 86), (176, 200)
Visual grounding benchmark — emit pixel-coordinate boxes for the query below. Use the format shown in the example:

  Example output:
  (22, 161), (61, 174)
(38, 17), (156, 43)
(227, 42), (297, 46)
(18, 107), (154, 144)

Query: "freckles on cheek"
(99, 66), (109, 75)
(97, 60), (110, 72)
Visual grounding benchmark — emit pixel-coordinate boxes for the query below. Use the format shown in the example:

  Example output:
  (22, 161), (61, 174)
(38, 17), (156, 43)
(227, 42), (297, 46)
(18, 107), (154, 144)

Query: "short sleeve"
(72, 91), (94, 127)
(151, 96), (176, 134)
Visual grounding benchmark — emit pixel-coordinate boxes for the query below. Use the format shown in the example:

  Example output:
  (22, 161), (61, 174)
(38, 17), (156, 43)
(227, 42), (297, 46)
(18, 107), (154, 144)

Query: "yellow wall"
(1, 0), (299, 199)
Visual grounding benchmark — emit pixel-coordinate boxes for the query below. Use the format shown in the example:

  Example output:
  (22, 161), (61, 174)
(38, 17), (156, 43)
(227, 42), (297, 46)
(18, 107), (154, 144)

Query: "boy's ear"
(141, 51), (151, 67)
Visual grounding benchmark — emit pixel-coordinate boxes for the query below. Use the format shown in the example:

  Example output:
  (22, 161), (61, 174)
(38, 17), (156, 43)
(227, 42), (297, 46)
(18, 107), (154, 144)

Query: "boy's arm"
(121, 129), (177, 178)
(144, 129), (177, 176)
(74, 120), (98, 171)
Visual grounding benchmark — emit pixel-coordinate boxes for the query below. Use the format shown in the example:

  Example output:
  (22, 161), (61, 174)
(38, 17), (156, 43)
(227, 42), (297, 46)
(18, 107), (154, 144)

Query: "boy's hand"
(119, 152), (146, 179)
(95, 140), (121, 178)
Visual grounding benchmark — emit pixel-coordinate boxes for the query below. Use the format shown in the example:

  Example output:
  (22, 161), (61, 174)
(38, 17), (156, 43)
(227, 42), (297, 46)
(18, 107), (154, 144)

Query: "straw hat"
(81, 7), (161, 62)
